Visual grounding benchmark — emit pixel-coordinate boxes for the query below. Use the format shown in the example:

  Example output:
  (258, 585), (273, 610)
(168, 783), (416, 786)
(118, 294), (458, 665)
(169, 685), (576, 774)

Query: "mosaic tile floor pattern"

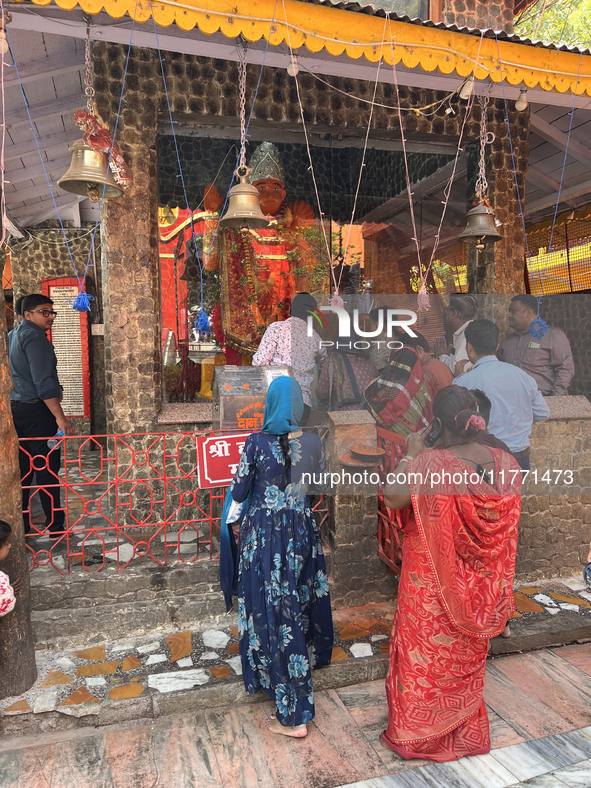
(2, 643), (591, 788)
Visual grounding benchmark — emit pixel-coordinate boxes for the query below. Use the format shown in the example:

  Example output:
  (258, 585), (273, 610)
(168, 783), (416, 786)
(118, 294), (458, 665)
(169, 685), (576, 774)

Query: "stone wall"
(9, 223), (107, 435)
(536, 294), (590, 400)
(443, 0), (514, 32)
(516, 415), (591, 580)
(324, 411), (398, 607)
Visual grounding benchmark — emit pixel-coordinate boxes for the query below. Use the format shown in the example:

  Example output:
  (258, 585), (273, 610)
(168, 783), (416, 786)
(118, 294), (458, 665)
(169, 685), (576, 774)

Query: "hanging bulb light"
(458, 93), (502, 247)
(220, 42), (268, 231)
(58, 16), (124, 201)
(459, 77), (474, 101)
(515, 87), (528, 112)
(0, 11), (12, 56)
(287, 54), (299, 77)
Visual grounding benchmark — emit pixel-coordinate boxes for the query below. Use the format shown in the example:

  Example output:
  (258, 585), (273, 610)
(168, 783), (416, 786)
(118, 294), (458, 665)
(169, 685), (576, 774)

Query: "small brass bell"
(58, 139), (123, 202)
(457, 200), (502, 247)
(219, 166), (269, 230)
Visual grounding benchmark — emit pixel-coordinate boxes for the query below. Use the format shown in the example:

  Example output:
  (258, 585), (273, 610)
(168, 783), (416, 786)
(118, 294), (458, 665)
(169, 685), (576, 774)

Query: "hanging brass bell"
(457, 200), (502, 246)
(219, 166), (269, 230)
(58, 139), (123, 202)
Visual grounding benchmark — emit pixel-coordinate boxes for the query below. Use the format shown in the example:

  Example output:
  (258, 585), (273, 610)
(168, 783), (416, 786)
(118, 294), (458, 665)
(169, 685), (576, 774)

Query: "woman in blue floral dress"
(228, 376), (333, 737)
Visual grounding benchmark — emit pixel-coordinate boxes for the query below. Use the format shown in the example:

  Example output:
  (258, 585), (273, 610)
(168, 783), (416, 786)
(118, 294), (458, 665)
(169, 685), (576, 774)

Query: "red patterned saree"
(382, 448), (521, 762)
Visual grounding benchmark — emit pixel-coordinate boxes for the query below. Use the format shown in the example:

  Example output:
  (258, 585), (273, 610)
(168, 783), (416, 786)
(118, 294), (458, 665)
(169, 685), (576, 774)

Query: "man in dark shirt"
(9, 294), (75, 537)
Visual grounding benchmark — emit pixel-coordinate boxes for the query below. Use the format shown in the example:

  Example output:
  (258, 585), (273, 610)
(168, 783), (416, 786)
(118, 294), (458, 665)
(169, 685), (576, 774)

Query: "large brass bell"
(58, 139), (123, 202)
(219, 166), (269, 230)
(457, 200), (502, 248)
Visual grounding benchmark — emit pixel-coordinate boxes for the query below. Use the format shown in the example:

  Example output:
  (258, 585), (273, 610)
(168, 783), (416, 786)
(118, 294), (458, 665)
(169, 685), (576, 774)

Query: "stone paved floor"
(0, 604), (394, 720)
(4, 573), (591, 724)
(2, 643), (591, 787)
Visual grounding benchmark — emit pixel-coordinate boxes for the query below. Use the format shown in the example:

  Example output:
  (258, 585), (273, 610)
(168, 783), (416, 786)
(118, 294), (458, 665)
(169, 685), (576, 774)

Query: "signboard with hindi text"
(42, 278), (91, 419)
(196, 432), (249, 488)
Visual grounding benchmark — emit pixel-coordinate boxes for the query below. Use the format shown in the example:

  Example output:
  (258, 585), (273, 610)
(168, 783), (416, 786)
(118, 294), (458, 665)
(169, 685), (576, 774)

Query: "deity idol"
(200, 142), (322, 360)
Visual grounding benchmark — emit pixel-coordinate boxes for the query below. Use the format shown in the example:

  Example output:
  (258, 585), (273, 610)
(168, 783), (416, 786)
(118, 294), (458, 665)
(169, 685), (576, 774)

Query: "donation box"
(212, 365), (291, 432)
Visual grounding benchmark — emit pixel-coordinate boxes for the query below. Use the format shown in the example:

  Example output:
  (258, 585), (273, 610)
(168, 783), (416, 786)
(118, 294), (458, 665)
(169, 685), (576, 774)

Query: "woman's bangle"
(400, 456), (415, 463)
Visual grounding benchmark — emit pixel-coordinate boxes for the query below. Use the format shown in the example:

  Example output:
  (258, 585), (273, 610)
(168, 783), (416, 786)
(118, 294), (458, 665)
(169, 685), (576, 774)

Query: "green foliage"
(515, 0), (591, 49)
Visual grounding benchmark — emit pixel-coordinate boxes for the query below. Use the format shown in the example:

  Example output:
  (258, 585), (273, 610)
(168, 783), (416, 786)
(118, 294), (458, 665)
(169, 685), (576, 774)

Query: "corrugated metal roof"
(301, 0), (591, 56)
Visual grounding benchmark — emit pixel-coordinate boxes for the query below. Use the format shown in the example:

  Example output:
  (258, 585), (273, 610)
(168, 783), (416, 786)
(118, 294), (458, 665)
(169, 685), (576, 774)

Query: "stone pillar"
(95, 44), (161, 434)
(326, 411), (398, 608)
(442, 1), (514, 33)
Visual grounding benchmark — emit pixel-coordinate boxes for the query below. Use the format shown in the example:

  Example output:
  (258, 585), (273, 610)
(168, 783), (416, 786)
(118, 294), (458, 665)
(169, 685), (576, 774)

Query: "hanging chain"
(237, 39), (248, 172)
(475, 93), (494, 201)
(83, 15), (94, 114)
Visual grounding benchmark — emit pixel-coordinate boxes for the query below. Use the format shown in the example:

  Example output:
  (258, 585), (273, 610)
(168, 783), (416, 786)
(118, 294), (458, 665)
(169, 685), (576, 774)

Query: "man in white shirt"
(432, 294), (477, 376)
(252, 293), (327, 423)
(454, 319), (549, 470)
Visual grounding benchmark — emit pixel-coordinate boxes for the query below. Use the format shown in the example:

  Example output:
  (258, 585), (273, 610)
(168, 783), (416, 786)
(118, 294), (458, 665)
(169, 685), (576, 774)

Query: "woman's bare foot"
(267, 716), (307, 738)
(500, 624), (511, 638)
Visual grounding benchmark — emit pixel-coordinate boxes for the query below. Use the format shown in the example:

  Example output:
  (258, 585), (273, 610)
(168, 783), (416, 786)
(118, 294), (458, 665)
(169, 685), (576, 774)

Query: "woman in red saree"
(382, 386), (521, 762)
(364, 347), (433, 438)
(364, 347), (433, 471)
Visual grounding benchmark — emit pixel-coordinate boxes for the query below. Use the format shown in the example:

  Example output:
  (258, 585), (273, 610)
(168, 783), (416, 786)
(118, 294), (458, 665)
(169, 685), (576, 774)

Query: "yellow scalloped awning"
(15, 0), (591, 96)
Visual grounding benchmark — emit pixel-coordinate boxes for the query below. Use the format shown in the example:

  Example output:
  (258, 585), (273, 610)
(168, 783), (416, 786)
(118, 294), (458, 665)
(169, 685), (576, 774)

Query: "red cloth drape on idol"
(381, 448), (521, 762)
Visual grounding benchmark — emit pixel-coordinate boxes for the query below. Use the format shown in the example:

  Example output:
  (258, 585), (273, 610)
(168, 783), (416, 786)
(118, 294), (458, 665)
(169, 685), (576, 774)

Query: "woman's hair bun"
(454, 409), (486, 438)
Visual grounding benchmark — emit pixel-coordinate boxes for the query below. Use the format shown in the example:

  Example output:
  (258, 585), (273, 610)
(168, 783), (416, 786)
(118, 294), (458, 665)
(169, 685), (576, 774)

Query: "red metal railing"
(19, 431), (328, 575)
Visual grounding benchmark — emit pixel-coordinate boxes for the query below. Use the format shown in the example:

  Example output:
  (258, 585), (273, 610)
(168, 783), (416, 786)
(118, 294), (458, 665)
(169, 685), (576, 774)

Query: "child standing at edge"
(0, 521), (23, 617)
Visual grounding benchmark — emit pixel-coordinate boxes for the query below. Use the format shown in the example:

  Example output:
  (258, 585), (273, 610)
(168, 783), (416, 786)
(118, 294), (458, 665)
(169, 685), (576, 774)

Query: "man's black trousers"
(11, 400), (65, 534)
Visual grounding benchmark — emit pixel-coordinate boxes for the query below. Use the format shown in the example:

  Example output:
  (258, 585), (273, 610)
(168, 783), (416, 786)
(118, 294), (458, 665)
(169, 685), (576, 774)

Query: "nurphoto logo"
(306, 305), (419, 351)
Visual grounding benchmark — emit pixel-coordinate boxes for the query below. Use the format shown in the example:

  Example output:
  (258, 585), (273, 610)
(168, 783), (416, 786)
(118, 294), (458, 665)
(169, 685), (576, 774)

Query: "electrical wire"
(496, 33), (581, 313)
(338, 15), (387, 294)
(286, 55), (469, 116)
(0, 12), (6, 249)
(542, 54), (583, 299)
(280, 0), (337, 294)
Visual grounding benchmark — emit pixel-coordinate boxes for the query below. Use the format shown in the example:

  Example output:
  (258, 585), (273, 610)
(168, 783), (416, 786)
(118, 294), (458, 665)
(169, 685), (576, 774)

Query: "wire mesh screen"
(431, 243), (468, 294)
(526, 218), (591, 295)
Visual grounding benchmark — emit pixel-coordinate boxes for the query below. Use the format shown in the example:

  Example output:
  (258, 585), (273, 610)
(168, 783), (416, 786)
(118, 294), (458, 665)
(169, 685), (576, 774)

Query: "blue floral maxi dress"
(231, 431), (333, 726)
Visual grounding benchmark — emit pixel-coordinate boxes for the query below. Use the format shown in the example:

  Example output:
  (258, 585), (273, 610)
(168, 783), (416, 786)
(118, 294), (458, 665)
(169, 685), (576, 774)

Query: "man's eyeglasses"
(31, 309), (57, 318)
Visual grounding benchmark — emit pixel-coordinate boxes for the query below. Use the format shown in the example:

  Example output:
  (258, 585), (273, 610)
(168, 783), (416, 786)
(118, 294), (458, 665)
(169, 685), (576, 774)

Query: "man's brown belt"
(512, 447), (530, 459)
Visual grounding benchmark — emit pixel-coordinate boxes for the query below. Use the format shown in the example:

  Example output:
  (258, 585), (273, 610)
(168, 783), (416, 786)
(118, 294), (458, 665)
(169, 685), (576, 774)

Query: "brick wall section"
(328, 494), (399, 607)
(443, 0), (515, 32)
(516, 418), (591, 580)
(9, 222), (106, 434)
(536, 294), (590, 400)
(9, 223), (93, 297)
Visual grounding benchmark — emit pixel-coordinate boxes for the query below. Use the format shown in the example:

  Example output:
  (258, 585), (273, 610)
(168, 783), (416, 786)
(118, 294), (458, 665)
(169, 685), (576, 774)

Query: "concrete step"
(30, 548), (335, 651)
(30, 560), (228, 650)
